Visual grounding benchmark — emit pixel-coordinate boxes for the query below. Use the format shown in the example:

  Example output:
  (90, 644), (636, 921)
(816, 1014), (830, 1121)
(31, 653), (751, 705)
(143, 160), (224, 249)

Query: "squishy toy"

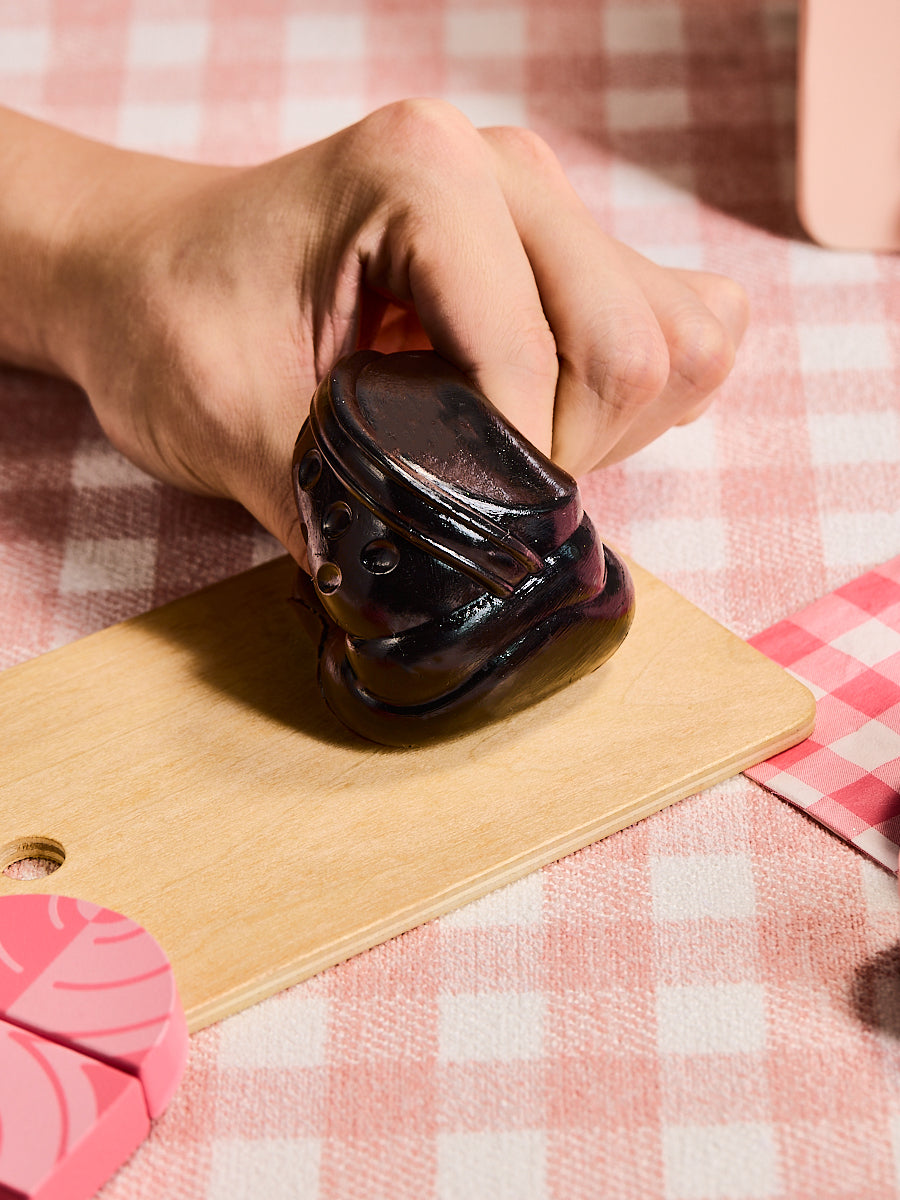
(292, 350), (634, 745)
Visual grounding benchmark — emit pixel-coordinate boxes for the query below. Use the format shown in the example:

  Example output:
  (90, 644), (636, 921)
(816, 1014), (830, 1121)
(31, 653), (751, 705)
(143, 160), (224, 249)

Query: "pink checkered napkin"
(745, 556), (900, 873)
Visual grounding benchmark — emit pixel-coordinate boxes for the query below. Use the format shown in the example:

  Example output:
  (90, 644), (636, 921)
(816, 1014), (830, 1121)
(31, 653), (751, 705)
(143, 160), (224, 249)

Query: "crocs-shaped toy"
(292, 350), (635, 746)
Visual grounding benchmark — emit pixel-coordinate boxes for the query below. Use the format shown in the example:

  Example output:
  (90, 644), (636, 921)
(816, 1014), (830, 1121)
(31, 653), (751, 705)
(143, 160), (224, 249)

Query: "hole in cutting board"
(1, 837), (66, 880)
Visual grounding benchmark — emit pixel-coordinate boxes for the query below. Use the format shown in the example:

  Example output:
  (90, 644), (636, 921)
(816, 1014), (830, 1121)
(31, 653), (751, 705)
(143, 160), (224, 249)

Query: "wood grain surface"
(0, 556), (815, 1031)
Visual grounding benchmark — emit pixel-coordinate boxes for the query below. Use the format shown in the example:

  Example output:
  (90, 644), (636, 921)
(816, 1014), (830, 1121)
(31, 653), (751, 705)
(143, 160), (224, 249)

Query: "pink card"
(746, 556), (900, 871)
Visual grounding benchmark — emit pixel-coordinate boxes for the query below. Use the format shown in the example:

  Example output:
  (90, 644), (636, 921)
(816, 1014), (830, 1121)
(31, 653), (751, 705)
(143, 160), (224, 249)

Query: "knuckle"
(700, 274), (751, 342)
(359, 98), (478, 166)
(485, 124), (561, 174)
(718, 276), (750, 328)
(510, 320), (559, 383)
(668, 308), (735, 395)
(595, 327), (670, 413)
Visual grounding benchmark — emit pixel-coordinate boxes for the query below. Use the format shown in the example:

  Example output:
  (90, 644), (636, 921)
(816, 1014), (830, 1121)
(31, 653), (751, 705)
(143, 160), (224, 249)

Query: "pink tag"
(746, 556), (900, 870)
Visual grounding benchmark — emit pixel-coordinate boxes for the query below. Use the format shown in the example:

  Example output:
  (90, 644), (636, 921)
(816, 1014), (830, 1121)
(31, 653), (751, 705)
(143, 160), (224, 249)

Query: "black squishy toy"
(291, 350), (635, 746)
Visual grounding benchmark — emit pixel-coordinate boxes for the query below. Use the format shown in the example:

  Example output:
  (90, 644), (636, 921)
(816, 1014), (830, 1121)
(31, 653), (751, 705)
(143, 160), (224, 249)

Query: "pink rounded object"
(797, 0), (900, 251)
(0, 894), (188, 1119)
(0, 1019), (148, 1200)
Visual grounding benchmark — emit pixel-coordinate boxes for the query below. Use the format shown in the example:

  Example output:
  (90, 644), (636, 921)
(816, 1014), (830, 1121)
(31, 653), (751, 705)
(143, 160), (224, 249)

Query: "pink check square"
(745, 556), (900, 872)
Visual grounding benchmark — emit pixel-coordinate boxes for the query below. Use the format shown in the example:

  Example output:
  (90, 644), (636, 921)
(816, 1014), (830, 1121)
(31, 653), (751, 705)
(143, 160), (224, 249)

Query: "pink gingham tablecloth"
(2, 3), (900, 1198)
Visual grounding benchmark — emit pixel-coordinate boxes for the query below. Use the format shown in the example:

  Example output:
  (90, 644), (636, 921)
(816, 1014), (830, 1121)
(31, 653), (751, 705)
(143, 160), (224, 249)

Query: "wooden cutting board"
(0, 556), (814, 1032)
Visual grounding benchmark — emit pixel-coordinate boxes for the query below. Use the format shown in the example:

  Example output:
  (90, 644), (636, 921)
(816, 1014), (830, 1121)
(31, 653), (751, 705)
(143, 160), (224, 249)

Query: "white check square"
(821, 514), (900, 569)
(603, 4), (684, 53)
(441, 872), (542, 928)
(117, 101), (200, 152)
(631, 517), (726, 573)
(218, 994), (328, 1069)
(439, 992), (544, 1062)
(0, 27), (50, 74)
(830, 618), (900, 667)
(438, 1131), (546, 1200)
(798, 323), (893, 372)
(606, 86), (689, 131)
(59, 538), (157, 594)
(628, 420), (717, 472)
(789, 242), (880, 285)
(761, 773), (824, 810)
(285, 14), (364, 60)
(651, 853), (756, 920)
(72, 442), (156, 490)
(657, 984), (767, 1055)
(446, 9), (526, 57)
(127, 19), (209, 68)
(808, 411), (900, 466)
(663, 1122), (779, 1198)
(830, 720), (900, 772)
(208, 1138), (321, 1200)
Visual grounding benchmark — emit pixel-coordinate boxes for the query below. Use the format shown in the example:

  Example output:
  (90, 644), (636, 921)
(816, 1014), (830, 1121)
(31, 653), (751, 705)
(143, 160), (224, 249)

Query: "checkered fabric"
(2, 3), (900, 1199)
(747, 557), (900, 873)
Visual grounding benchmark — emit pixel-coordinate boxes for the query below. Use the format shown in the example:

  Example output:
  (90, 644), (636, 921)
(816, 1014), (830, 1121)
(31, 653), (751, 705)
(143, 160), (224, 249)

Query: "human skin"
(0, 99), (748, 565)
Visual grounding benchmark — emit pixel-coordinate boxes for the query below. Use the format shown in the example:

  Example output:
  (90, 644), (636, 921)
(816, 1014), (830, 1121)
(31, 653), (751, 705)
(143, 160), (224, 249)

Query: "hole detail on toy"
(316, 562), (342, 594)
(297, 449), (322, 490)
(361, 538), (400, 575)
(323, 502), (353, 539)
(1, 837), (66, 880)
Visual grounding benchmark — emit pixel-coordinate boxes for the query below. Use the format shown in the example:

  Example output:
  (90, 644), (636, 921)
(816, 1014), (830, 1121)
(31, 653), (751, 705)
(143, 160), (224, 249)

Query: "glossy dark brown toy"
(291, 350), (635, 746)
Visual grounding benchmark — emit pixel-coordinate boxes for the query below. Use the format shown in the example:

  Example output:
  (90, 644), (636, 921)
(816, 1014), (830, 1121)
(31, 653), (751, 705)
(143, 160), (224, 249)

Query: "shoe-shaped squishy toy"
(291, 350), (635, 746)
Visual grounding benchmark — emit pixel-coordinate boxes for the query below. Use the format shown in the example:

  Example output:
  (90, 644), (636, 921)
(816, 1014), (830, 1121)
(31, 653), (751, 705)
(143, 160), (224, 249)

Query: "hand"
(38, 100), (747, 563)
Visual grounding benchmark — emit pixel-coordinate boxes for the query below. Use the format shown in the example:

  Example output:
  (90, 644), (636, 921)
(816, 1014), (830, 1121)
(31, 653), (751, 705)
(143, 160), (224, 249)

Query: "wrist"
(0, 110), (120, 376)
(0, 107), (224, 386)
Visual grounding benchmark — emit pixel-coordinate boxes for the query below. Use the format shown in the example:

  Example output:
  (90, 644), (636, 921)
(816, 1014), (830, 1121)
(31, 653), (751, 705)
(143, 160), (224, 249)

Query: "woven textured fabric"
(2, 3), (900, 1199)
(747, 557), (900, 872)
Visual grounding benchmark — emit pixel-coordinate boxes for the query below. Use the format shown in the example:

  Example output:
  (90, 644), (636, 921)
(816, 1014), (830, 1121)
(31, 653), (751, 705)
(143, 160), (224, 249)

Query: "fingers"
(587, 251), (749, 465)
(348, 101), (560, 456)
(480, 124), (747, 475)
(669, 267), (751, 343)
(328, 103), (747, 485)
(666, 268), (750, 427)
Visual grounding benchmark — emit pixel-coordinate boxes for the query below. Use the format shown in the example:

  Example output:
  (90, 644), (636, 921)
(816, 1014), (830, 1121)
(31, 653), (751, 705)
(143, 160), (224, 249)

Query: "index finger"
(355, 100), (561, 456)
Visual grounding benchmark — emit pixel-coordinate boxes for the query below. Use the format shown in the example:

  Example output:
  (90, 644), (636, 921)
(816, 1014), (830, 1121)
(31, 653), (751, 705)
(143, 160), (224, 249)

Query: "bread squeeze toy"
(0, 894), (188, 1200)
(292, 350), (635, 746)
